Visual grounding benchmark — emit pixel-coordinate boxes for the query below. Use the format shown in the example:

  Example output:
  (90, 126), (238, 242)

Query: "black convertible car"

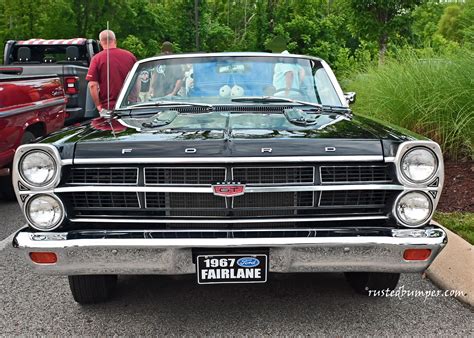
(11, 53), (446, 304)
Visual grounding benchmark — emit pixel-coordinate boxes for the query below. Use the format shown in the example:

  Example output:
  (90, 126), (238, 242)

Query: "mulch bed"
(437, 161), (474, 212)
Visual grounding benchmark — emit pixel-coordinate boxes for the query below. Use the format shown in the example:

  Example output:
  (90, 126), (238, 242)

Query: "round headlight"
(401, 147), (437, 183)
(20, 151), (57, 186)
(396, 192), (432, 227)
(25, 194), (63, 231)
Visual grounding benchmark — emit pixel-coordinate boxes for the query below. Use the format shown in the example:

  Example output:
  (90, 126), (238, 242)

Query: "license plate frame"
(196, 254), (268, 285)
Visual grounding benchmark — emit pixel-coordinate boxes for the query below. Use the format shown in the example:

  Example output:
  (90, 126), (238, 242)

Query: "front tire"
(345, 272), (400, 295)
(68, 275), (117, 304)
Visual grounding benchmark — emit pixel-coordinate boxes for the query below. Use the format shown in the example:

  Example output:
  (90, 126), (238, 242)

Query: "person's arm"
(167, 79), (182, 96)
(86, 56), (102, 110)
(284, 71), (294, 96)
(148, 71), (157, 97)
(88, 81), (101, 111)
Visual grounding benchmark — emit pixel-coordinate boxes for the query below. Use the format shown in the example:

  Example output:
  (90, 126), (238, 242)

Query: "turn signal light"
(29, 252), (57, 264)
(403, 249), (431, 261)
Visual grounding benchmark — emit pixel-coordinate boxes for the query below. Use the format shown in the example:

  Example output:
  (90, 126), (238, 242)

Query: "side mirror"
(344, 92), (356, 104)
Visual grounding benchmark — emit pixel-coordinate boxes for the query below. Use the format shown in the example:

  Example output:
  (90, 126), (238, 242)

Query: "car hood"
(45, 112), (420, 160)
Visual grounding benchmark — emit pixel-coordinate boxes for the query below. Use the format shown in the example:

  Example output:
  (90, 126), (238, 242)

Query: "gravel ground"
(0, 199), (472, 335)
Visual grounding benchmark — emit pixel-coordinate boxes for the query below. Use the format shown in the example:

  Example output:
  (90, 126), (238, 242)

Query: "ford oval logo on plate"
(237, 257), (260, 268)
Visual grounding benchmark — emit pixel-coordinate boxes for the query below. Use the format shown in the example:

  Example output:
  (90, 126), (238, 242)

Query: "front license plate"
(197, 254), (268, 284)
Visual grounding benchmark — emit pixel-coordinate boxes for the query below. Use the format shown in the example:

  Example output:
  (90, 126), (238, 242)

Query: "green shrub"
(346, 50), (474, 160)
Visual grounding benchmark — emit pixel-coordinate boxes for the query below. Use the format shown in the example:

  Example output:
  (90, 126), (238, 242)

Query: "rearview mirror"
(344, 92), (356, 104)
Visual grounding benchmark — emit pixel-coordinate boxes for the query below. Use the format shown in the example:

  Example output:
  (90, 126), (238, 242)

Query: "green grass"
(346, 50), (474, 160)
(434, 212), (474, 244)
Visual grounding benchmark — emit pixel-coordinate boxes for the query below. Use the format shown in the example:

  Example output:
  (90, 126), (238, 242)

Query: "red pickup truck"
(0, 74), (66, 199)
(2, 38), (100, 124)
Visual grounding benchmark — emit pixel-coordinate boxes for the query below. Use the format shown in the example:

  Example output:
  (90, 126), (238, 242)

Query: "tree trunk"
(378, 32), (388, 65)
(194, 0), (200, 50)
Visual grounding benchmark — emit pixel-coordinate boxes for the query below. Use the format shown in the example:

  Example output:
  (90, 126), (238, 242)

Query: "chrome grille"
(320, 165), (391, 184)
(67, 168), (138, 185)
(319, 190), (389, 207)
(62, 162), (398, 227)
(232, 167), (314, 185)
(145, 167), (226, 185)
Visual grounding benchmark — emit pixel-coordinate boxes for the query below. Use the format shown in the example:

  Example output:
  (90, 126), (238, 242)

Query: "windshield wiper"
(231, 96), (322, 110)
(321, 105), (352, 117)
(115, 100), (213, 113)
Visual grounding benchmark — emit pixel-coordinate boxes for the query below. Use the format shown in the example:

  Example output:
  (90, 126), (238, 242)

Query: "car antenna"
(106, 21), (110, 112)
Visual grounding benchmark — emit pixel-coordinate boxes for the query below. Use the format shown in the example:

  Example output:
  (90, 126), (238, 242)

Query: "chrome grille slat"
(144, 167), (226, 185)
(67, 167), (138, 185)
(232, 167), (314, 185)
(319, 190), (389, 207)
(320, 165), (391, 184)
(71, 192), (140, 209)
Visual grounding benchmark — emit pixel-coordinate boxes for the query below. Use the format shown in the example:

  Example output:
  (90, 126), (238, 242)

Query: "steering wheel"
(273, 88), (307, 98)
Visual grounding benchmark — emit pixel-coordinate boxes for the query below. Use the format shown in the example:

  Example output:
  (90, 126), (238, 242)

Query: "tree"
(347, 0), (424, 64)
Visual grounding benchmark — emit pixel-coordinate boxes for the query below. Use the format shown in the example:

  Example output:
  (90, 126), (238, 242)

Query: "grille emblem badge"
(212, 182), (245, 197)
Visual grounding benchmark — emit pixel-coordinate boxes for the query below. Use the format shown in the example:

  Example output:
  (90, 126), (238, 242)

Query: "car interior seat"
(13, 47), (40, 64)
(57, 46), (87, 66)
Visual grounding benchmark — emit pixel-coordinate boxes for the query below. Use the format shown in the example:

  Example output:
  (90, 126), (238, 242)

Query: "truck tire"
(0, 131), (36, 200)
(68, 275), (117, 304)
(344, 272), (400, 295)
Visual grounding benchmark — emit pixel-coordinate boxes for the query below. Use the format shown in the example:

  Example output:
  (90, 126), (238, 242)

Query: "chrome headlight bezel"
(393, 141), (443, 188)
(14, 144), (62, 191)
(23, 193), (65, 231)
(400, 147), (438, 184)
(394, 191), (433, 228)
(19, 150), (58, 187)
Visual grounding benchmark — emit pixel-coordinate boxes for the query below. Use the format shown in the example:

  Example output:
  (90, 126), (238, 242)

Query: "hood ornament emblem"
(212, 182), (245, 197)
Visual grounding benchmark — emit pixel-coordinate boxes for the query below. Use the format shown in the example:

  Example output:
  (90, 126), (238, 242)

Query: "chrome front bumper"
(13, 227), (447, 275)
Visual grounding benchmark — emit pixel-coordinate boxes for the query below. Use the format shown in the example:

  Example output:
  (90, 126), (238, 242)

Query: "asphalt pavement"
(0, 197), (472, 335)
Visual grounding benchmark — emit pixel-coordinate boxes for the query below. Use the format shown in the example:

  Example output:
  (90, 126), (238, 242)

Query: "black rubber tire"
(345, 272), (400, 295)
(0, 131), (36, 200)
(68, 275), (117, 304)
(20, 131), (36, 144)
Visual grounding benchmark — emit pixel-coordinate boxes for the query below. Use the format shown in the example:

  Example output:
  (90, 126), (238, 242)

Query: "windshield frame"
(115, 52), (347, 110)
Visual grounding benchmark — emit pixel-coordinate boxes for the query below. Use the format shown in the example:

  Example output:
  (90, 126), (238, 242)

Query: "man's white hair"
(99, 30), (116, 42)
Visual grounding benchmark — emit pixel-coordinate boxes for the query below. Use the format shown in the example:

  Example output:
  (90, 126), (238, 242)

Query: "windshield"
(119, 55), (343, 108)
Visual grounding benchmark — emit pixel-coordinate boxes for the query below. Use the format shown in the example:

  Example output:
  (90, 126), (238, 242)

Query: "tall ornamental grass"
(347, 51), (474, 160)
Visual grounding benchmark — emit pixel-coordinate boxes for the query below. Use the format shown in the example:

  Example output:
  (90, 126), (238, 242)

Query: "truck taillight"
(64, 76), (79, 95)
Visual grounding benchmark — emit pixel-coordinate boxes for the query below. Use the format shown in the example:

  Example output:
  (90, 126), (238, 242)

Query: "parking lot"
(0, 198), (472, 335)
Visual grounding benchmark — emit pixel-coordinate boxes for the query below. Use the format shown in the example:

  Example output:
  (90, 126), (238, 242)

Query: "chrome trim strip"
(231, 166), (315, 186)
(0, 97), (67, 118)
(68, 167), (139, 186)
(69, 215), (388, 224)
(73, 155), (384, 165)
(144, 166), (227, 186)
(61, 159), (73, 166)
(48, 184), (406, 194)
(115, 53), (325, 108)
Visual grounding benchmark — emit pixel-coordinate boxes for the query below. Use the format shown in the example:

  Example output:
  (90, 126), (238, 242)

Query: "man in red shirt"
(86, 30), (137, 114)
